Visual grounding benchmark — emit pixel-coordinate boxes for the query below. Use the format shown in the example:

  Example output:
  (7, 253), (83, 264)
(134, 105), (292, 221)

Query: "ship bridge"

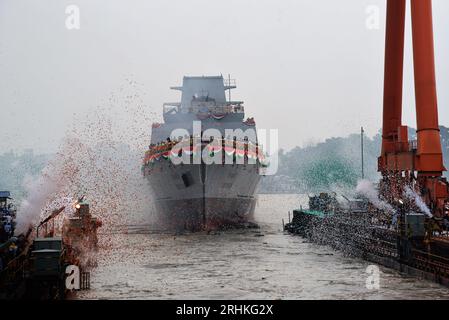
(164, 75), (243, 113)
(153, 75), (254, 144)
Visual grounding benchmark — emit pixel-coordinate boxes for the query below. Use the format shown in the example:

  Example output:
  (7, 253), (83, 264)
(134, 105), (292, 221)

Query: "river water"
(77, 194), (449, 300)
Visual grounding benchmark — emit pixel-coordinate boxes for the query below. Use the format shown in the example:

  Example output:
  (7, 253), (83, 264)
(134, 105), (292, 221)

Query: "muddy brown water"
(76, 194), (449, 300)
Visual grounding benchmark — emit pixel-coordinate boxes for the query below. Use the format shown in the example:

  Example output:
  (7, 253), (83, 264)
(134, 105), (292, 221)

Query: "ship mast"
(228, 74), (231, 102)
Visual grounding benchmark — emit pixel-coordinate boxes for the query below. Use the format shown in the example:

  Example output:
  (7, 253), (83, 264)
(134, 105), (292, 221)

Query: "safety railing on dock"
(410, 248), (449, 278)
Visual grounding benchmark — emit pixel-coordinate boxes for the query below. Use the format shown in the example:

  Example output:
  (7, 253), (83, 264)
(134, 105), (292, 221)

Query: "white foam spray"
(356, 179), (394, 213)
(404, 186), (433, 217)
(15, 170), (61, 234)
(15, 79), (158, 237)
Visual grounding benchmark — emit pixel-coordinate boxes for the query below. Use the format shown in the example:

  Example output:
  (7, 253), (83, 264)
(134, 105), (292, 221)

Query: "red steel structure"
(378, 0), (449, 217)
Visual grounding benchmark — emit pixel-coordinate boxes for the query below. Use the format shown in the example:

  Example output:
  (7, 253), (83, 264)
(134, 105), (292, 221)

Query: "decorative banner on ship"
(247, 151), (258, 161)
(161, 151), (170, 159)
(223, 146), (235, 156)
(207, 144), (222, 157)
(196, 107), (210, 120)
(206, 145), (223, 152)
(211, 113), (226, 120)
(243, 117), (256, 126)
(235, 148), (245, 158)
(170, 148), (182, 158)
(144, 138), (267, 168)
(182, 145), (195, 155)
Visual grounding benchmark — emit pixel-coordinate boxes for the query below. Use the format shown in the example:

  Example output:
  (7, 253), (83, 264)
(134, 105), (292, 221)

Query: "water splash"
(404, 186), (433, 218)
(15, 79), (158, 238)
(15, 169), (63, 234)
(355, 179), (394, 213)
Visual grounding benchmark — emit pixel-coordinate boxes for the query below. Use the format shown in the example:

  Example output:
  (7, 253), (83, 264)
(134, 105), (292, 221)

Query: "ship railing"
(190, 104), (244, 114)
(163, 104), (245, 116)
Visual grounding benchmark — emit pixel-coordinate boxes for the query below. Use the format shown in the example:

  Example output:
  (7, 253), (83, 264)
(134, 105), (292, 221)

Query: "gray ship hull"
(145, 75), (262, 230)
(147, 161), (260, 230)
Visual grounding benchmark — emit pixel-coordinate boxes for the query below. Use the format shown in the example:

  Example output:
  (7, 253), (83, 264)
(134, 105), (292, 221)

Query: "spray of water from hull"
(404, 186), (433, 218)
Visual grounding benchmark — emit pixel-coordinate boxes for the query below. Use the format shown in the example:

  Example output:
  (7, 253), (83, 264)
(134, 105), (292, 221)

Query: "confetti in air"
(15, 79), (159, 250)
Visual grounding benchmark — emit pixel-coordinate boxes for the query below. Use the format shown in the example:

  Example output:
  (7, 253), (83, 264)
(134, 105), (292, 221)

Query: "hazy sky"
(1, 0), (449, 153)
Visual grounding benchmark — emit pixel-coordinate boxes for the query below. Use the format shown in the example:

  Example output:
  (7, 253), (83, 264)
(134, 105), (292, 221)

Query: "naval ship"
(142, 75), (265, 230)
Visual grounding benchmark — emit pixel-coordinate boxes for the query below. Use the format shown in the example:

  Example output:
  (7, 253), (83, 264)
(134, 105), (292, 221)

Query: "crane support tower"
(378, 0), (449, 218)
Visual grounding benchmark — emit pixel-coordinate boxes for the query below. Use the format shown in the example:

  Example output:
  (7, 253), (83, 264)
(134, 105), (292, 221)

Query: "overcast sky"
(1, 0), (449, 153)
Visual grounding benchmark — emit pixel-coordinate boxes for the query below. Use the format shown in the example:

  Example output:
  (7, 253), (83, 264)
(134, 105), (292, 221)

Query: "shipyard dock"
(0, 194), (99, 299)
(285, 193), (449, 288)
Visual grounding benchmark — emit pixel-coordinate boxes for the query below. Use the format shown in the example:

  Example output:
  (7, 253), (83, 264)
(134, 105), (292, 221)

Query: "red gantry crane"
(378, 0), (449, 218)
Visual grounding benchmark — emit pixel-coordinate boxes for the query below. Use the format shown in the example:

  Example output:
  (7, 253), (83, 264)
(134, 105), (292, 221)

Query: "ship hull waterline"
(147, 162), (261, 231)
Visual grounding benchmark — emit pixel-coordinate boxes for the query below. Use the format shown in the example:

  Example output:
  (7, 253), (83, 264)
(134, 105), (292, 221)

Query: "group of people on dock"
(0, 202), (18, 273)
(0, 204), (15, 243)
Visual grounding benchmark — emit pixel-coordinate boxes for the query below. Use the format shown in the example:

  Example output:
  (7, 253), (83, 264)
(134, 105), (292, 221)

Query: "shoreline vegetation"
(1, 126), (448, 201)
